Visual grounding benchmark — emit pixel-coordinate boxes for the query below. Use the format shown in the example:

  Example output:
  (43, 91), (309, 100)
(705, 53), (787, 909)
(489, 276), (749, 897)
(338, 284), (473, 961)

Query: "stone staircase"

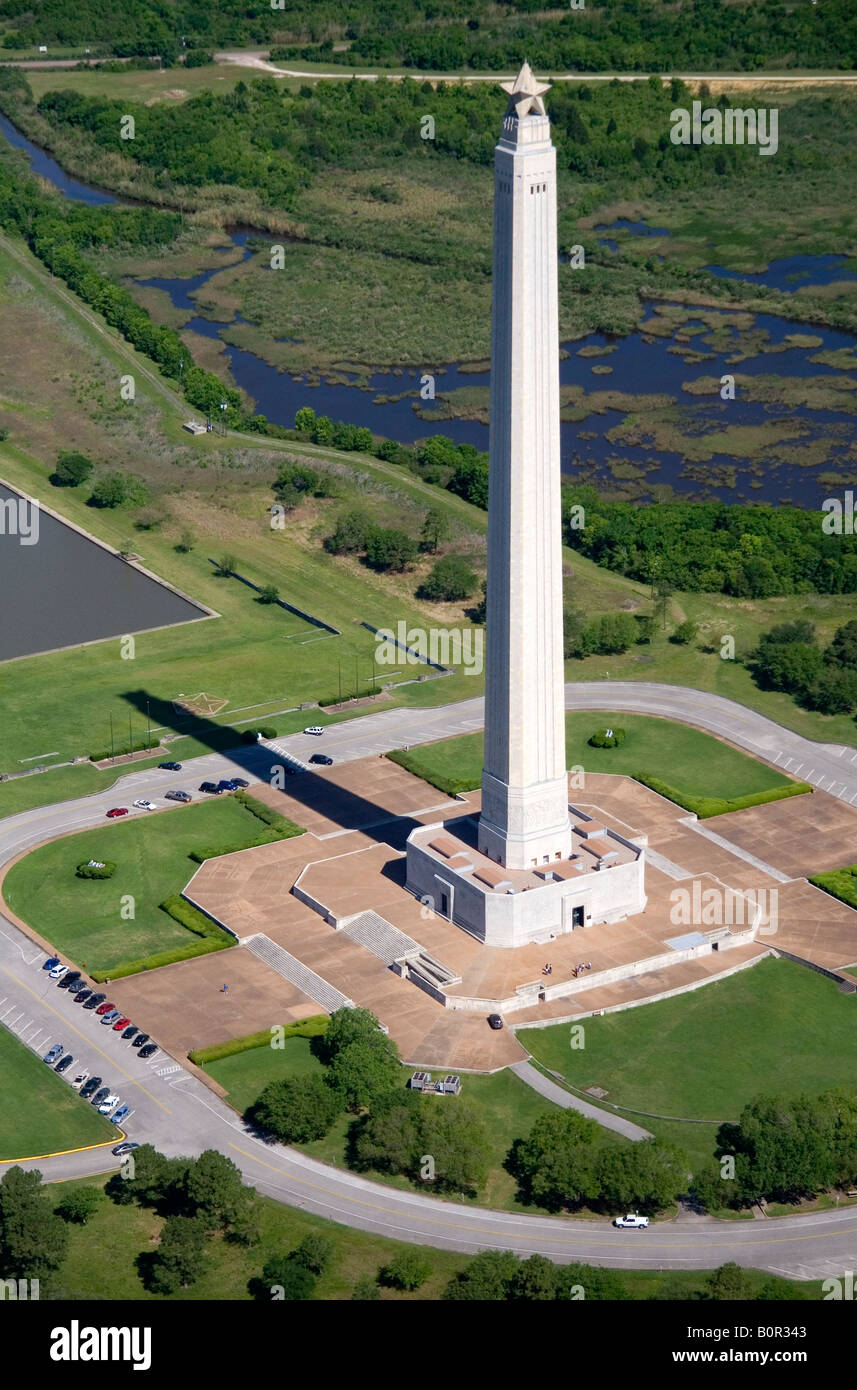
(340, 910), (422, 965)
(242, 934), (353, 1012)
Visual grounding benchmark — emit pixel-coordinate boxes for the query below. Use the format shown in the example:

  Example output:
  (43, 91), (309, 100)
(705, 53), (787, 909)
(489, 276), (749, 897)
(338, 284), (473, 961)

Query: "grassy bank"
(0, 1026), (114, 1159)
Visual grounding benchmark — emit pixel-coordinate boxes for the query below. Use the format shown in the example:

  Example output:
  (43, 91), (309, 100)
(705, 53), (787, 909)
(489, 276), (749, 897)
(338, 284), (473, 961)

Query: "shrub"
(233, 790), (303, 836)
(257, 583), (280, 604)
(189, 1016), (327, 1066)
(633, 773), (812, 819)
(671, 619), (699, 645)
(292, 1234), (335, 1276)
(364, 526), (418, 572)
(89, 471), (144, 508)
(90, 935), (232, 982)
(417, 554), (478, 601)
(88, 738), (160, 761)
(51, 450), (93, 486)
(159, 894), (232, 942)
(75, 860), (116, 879)
(588, 728), (625, 749)
(381, 1249), (433, 1291)
(214, 553), (236, 576)
(251, 1075), (342, 1143)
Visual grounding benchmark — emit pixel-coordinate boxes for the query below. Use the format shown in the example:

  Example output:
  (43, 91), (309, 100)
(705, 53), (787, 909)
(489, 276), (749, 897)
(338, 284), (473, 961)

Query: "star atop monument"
(500, 61), (551, 119)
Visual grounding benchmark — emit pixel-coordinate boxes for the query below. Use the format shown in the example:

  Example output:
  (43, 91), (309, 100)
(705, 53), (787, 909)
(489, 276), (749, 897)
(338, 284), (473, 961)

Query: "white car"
(98, 1094), (120, 1115)
(70, 1069), (89, 1090)
(613, 1214), (649, 1229)
(303, 726), (324, 736)
(49, 963), (68, 980)
(133, 799), (157, 811)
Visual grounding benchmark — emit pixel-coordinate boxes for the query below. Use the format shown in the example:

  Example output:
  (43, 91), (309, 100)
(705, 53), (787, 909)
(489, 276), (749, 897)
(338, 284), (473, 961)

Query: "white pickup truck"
(613, 1214), (649, 1229)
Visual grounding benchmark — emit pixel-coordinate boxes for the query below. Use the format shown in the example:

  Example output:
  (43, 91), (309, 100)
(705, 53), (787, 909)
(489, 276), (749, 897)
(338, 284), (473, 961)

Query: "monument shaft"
(478, 83), (572, 871)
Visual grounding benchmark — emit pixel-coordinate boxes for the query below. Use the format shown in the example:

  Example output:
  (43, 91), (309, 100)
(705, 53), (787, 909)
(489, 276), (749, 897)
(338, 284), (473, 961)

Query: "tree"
(324, 510), (371, 555)
(104, 1144), (178, 1209)
(294, 405), (316, 436)
(89, 471), (132, 507)
(214, 553), (237, 576)
(418, 1099), (492, 1194)
(176, 528), (195, 553)
(258, 583), (280, 604)
(326, 1037), (402, 1111)
(597, 1139), (686, 1212)
(734, 1094), (836, 1204)
(292, 1234), (335, 1276)
(364, 526), (418, 572)
(513, 1111), (601, 1210)
(353, 1093), (421, 1175)
(0, 1166), (68, 1291)
(421, 506), (451, 553)
(443, 1250), (519, 1300)
(255, 1255), (315, 1301)
(252, 1075), (342, 1143)
(317, 1006), (388, 1064)
(52, 450), (93, 486)
(56, 1188), (101, 1224)
(671, 619), (699, 645)
(825, 619), (857, 670)
(706, 1262), (753, 1301)
(181, 1150), (246, 1229)
(418, 554), (478, 601)
(352, 1275), (381, 1300)
(807, 667), (857, 714)
(508, 1254), (557, 1300)
(148, 1215), (208, 1293)
(381, 1248), (432, 1290)
(274, 462), (319, 511)
(751, 641), (824, 698)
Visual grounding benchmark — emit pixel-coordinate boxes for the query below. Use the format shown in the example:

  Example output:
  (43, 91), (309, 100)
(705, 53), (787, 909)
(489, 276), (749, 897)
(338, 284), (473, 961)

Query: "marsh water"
(3, 114), (856, 508)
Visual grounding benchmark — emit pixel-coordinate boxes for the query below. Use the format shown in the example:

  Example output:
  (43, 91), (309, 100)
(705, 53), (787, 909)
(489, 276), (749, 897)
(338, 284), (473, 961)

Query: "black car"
(112, 1141), (139, 1158)
(230, 778), (249, 789)
(159, 761), (182, 771)
(138, 1043), (158, 1059)
(199, 782), (221, 794)
(58, 970), (81, 990)
(74, 987), (92, 1004)
(309, 753), (333, 766)
(83, 993), (106, 1011)
(55, 1054), (74, 1074)
(122, 1024), (139, 1040)
(165, 790), (192, 803)
(487, 1014), (504, 1030)
(131, 1033), (149, 1048)
(91, 1087), (110, 1108)
(80, 1076), (101, 1100)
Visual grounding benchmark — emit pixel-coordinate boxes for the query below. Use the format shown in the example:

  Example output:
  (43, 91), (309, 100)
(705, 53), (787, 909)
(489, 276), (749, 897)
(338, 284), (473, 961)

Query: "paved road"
(2, 681), (857, 1275)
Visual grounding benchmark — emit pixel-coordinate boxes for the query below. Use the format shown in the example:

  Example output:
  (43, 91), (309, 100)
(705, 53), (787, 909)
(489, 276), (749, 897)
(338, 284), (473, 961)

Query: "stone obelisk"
(477, 63), (572, 871)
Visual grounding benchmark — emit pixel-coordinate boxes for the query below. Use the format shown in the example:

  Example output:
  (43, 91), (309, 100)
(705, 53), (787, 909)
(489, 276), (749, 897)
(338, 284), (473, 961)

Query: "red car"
(106, 807), (128, 819)
(95, 1001), (116, 1016)
(112, 1016), (130, 1031)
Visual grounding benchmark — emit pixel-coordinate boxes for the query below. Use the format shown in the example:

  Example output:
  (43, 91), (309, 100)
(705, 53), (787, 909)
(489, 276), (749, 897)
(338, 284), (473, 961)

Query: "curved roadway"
(2, 680), (857, 1277)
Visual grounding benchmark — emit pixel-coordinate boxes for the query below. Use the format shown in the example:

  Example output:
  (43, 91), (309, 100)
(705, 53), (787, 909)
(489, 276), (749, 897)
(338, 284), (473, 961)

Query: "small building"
(183, 420), (207, 435)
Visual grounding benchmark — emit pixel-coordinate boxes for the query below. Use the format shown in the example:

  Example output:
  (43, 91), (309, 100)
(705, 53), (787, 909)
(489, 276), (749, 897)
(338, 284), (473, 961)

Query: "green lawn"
(49, 1172), (821, 1301)
(0, 1026), (113, 1160)
(392, 711), (794, 801)
(2, 797), (277, 972)
(521, 958), (857, 1174)
(206, 1036), (573, 1212)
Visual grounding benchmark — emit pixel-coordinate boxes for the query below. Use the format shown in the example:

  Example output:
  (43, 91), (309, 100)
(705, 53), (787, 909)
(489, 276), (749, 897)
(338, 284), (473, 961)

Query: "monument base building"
(405, 805), (646, 950)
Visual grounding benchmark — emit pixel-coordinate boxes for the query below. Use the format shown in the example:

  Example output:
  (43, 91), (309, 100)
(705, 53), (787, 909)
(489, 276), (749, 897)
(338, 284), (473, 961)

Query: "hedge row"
(189, 828), (290, 863)
(189, 1015), (329, 1066)
(90, 934), (232, 983)
(632, 773), (813, 820)
(387, 749), (478, 797)
(159, 893), (232, 943)
(89, 739), (162, 762)
(233, 790), (303, 837)
(809, 865), (857, 911)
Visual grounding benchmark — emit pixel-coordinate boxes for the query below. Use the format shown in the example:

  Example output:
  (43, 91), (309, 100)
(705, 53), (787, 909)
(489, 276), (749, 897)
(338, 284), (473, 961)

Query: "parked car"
(199, 782), (221, 794)
(304, 726), (324, 736)
(55, 1054), (74, 1074)
(83, 993), (106, 1011)
(230, 777), (249, 788)
(48, 963), (67, 980)
(131, 1033), (149, 1048)
(487, 1014), (504, 1030)
(112, 1137), (137, 1153)
(43, 956), (60, 972)
(71, 1070), (90, 1090)
(613, 1214), (649, 1229)
(132, 799), (157, 811)
(106, 807), (128, 818)
(74, 988), (92, 1004)
(80, 1076), (101, 1100)
(43, 1043), (63, 1065)
(138, 1043), (158, 1060)
(112, 1016), (130, 1031)
(95, 1001), (116, 1016)
(58, 970), (81, 990)
(121, 1025), (139, 1040)
(165, 790), (192, 803)
(309, 753), (333, 766)
(217, 779), (238, 792)
(100, 1010), (121, 1025)
(98, 1094), (120, 1115)
(159, 761), (182, 771)
(91, 1088), (110, 1108)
